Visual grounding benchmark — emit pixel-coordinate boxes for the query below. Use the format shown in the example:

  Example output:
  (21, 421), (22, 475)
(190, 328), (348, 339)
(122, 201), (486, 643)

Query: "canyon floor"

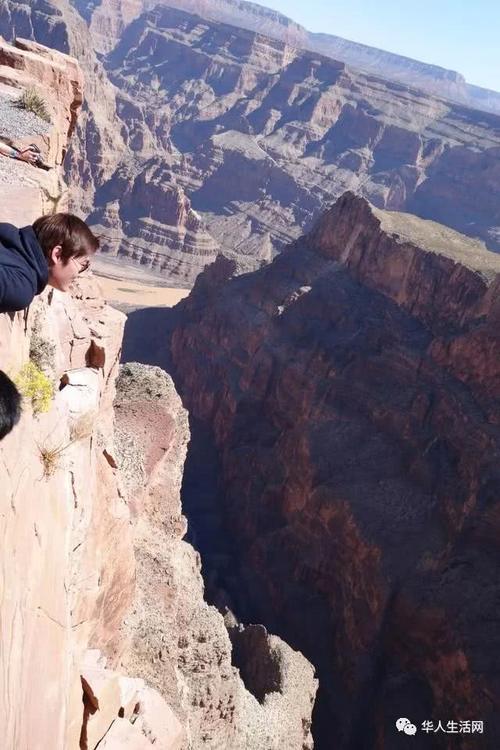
(93, 256), (190, 311)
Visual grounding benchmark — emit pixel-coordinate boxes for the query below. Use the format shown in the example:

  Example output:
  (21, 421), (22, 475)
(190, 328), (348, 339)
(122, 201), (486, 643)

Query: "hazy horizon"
(255, 0), (500, 93)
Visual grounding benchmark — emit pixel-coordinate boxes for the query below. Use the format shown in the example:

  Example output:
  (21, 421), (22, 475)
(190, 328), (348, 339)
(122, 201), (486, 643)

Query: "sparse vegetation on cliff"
(15, 88), (51, 123)
(14, 361), (53, 414)
(38, 412), (95, 478)
(38, 442), (64, 478)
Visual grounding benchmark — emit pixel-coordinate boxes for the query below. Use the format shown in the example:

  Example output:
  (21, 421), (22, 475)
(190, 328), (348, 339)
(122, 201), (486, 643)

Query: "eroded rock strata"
(91, 4), (500, 275)
(170, 192), (500, 748)
(74, 0), (500, 115)
(2, 0), (500, 285)
(1, 0), (223, 283)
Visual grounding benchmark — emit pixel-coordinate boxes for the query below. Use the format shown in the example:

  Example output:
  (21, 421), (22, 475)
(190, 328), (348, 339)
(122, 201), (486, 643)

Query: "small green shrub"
(15, 88), (51, 123)
(14, 361), (53, 414)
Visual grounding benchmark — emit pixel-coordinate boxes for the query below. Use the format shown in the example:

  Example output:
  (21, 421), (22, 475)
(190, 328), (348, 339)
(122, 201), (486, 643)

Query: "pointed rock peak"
(177, 253), (238, 310)
(192, 254), (238, 292)
(306, 191), (381, 260)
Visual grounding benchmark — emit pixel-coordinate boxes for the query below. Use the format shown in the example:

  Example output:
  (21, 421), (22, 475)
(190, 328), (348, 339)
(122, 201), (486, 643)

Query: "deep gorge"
(122, 193), (500, 749)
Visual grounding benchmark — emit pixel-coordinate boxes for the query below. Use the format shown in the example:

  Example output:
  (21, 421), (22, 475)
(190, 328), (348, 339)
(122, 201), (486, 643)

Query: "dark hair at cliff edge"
(0, 371), (22, 441)
(32, 213), (99, 262)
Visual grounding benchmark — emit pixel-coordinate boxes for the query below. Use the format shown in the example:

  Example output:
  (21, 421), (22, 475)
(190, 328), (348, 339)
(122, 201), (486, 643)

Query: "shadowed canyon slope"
(168, 193), (500, 749)
(2, 0), (500, 285)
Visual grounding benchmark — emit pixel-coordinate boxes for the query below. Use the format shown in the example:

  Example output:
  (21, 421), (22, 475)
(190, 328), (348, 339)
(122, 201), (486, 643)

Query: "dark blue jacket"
(0, 223), (48, 313)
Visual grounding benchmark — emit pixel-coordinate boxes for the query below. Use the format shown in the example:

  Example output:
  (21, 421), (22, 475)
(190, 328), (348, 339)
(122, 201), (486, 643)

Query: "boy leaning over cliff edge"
(0, 213), (99, 314)
(0, 214), (98, 441)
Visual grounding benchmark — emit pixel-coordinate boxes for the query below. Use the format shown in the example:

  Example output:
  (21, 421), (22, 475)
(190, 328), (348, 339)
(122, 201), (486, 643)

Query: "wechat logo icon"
(396, 718), (417, 735)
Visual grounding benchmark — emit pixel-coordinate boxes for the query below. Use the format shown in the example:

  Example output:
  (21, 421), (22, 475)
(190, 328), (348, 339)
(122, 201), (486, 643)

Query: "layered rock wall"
(0, 0), (126, 215)
(1, 0), (222, 281)
(4, 1), (500, 286)
(0, 34), (84, 223)
(100, 5), (500, 263)
(72, 0), (500, 115)
(90, 164), (220, 285)
(170, 193), (500, 748)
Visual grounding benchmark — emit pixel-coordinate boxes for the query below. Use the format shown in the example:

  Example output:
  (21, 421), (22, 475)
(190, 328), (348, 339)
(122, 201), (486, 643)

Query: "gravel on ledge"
(0, 87), (51, 186)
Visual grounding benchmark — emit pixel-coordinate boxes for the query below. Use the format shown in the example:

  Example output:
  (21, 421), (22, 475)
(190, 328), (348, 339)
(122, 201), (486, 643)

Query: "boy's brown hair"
(32, 213), (99, 263)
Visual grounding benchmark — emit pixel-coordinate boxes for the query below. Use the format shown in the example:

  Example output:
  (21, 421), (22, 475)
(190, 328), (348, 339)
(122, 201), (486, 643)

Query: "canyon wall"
(0, 37), (182, 750)
(74, 0), (500, 115)
(99, 4), (500, 267)
(0, 35), (317, 750)
(114, 363), (317, 750)
(3, 1), (500, 286)
(170, 192), (500, 748)
(0, 0), (126, 215)
(0, 33), (83, 222)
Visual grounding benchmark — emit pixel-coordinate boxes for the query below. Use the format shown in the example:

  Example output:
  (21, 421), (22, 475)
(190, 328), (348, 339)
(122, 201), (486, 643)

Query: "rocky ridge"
(169, 192), (500, 748)
(114, 362), (317, 750)
(71, 0), (307, 55)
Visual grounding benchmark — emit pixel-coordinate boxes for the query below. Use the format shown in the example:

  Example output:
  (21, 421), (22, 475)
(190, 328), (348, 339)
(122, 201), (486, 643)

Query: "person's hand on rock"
(16, 146), (39, 164)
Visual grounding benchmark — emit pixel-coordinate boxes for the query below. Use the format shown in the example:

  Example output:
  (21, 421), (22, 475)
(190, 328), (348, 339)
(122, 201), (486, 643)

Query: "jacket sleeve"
(0, 262), (37, 313)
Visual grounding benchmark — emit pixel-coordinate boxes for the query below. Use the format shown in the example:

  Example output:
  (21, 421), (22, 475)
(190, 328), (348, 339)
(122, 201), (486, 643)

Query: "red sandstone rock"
(113, 362), (317, 749)
(170, 192), (500, 748)
(0, 35), (184, 750)
(0, 35), (83, 223)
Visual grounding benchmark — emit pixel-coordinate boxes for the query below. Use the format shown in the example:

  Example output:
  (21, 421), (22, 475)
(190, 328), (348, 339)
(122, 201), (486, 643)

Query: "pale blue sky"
(260, 0), (500, 92)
